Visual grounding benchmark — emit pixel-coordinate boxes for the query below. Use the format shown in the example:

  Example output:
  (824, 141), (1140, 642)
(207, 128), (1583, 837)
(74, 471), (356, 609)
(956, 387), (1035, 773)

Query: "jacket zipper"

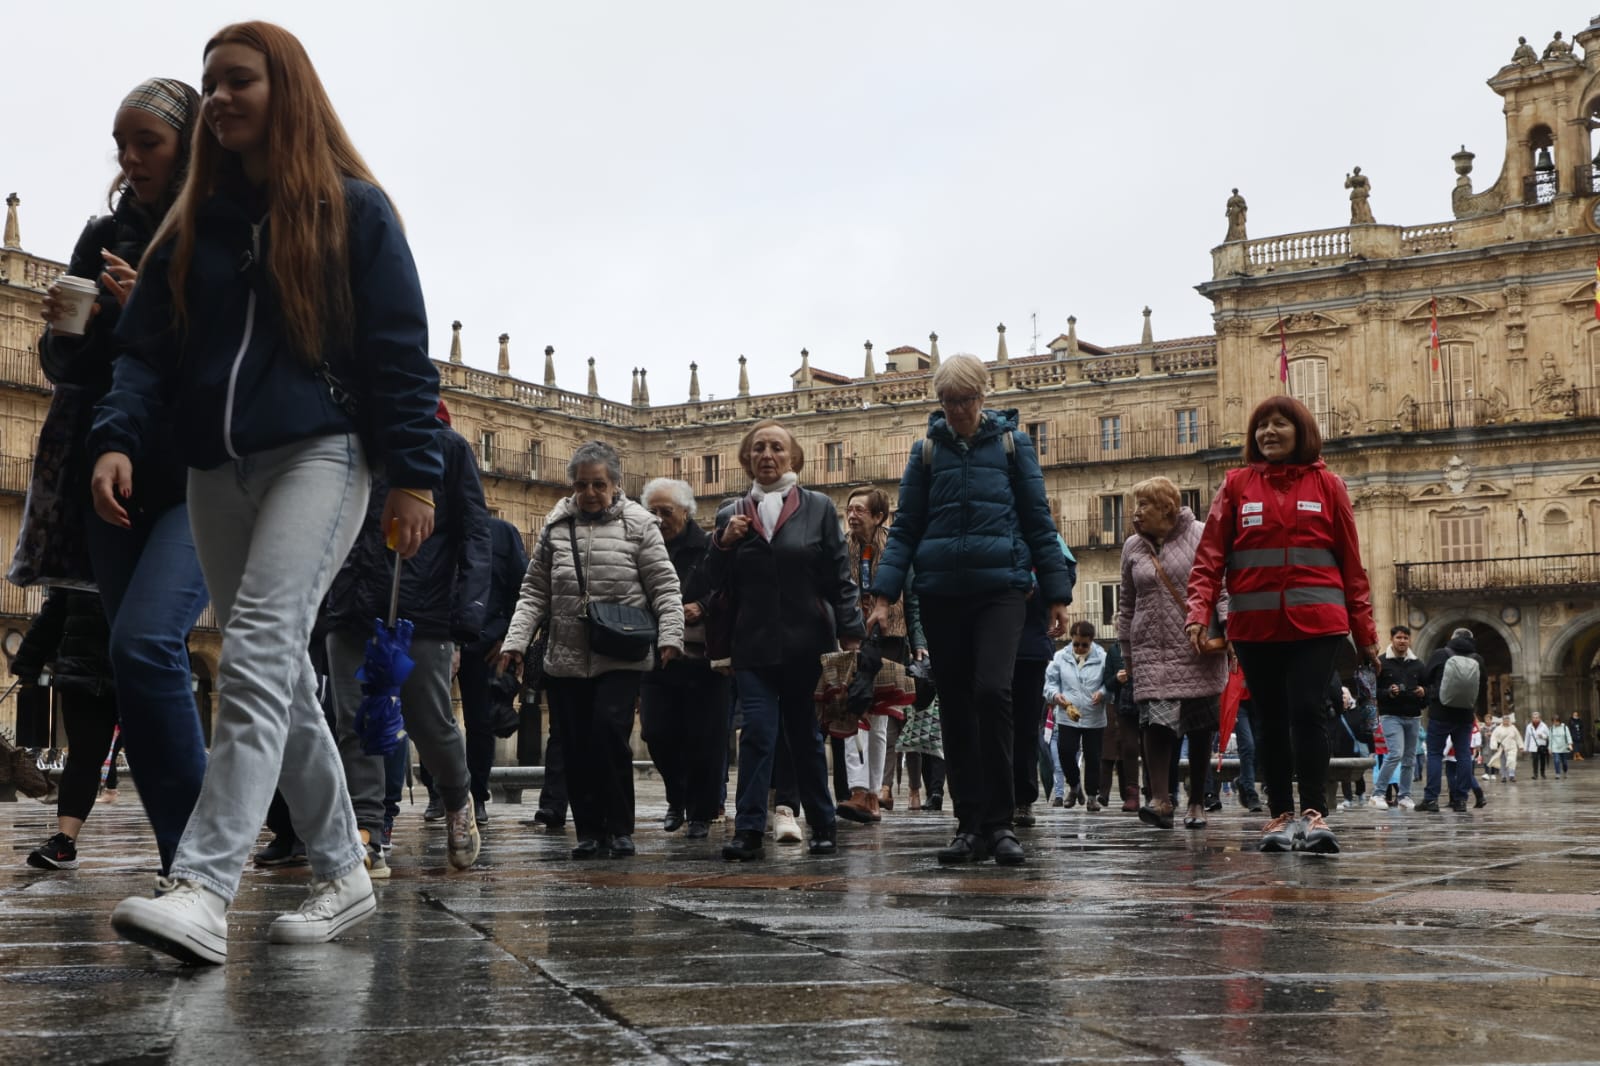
(222, 221), (263, 460)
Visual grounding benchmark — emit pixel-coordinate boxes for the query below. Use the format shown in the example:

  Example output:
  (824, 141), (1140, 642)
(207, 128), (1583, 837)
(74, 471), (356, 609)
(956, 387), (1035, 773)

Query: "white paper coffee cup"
(52, 275), (99, 337)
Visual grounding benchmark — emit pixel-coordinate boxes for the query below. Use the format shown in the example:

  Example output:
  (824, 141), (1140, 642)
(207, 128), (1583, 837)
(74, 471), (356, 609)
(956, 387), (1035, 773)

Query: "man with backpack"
(1418, 627), (1487, 813)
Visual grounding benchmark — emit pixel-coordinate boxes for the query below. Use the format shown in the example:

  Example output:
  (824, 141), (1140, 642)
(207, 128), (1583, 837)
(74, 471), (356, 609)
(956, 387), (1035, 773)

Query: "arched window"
(1287, 357), (1329, 436)
(1543, 506), (1573, 555)
(1430, 340), (1476, 426)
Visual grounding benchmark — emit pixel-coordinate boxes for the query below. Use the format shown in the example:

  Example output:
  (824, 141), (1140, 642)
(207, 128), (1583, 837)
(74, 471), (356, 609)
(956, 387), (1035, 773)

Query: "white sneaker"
(772, 805), (803, 844)
(112, 879), (228, 966)
(268, 866), (376, 944)
(1366, 794), (1389, 810)
(1337, 799), (1354, 811)
(360, 830), (391, 880)
(1398, 796), (1416, 811)
(446, 804), (481, 870)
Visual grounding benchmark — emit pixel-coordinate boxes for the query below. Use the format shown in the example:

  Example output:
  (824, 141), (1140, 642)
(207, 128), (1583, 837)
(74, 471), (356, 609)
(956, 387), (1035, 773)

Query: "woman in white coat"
(1043, 622), (1108, 811)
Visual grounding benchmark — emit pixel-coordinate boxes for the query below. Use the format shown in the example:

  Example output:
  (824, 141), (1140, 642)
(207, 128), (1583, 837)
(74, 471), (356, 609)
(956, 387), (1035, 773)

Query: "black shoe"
(532, 809), (566, 832)
(1473, 790), (1487, 809)
(607, 834), (636, 858)
(1415, 799), (1441, 812)
(936, 833), (986, 865)
(807, 824), (837, 856)
(662, 809), (685, 833)
(474, 800), (488, 827)
(423, 795), (446, 823)
(571, 838), (603, 859)
(989, 830), (1025, 866)
(1448, 800), (1468, 813)
(923, 792), (943, 812)
(26, 832), (77, 871)
(1064, 790), (1079, 810)
(1258, 812), (1297, 852)
(722, 829), (764, 862)
(1013, 804), (1036, 827)
(1203, 794), (1224, 813)
(252, 835), (307, 868)
(1385, 784), (1398, 806)
(685, 820), (710, 839)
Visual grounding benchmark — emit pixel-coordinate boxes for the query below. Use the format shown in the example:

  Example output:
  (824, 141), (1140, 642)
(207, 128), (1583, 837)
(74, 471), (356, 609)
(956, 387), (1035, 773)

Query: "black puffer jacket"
(465, 517), (530, 655)
(37, 195), (186, 515)
(11, 588), (115, 696)
(322, 428), (490, 643)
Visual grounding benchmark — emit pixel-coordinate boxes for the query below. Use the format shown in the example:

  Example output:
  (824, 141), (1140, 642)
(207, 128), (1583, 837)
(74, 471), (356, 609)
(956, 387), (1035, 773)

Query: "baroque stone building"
(3, 19), (1600, 745)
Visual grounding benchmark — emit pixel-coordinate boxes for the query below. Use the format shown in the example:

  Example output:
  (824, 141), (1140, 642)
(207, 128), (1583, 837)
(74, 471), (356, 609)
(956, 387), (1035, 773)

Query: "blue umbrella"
(354, 546), (412, 756)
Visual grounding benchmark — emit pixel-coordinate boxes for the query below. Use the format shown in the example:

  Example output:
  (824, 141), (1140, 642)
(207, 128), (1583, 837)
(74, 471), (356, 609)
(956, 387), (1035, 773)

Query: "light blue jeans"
(1373, 716), (1420, 799)
(170, 434), (370, 903)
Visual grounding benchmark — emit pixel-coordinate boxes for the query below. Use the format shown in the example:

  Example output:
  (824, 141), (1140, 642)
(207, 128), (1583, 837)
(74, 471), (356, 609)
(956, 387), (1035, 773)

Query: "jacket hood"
(1447, 633), (1477, 655)
(925, 407), (1019, 443)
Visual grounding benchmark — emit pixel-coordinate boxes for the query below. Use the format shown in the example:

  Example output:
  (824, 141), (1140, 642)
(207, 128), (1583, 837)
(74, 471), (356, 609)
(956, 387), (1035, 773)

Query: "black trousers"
(538, 705), (569, 820)
(1058, 725), (1104, 798)
(920, 589), (1026, 837)
(1233, 635), (1344, 817)
(639, 660), (731, 823)
(1012, 658), (1048, 808)
(546, 671), (641, 840)
(456, 651), (497, 804)
(58, 686), (118, 823)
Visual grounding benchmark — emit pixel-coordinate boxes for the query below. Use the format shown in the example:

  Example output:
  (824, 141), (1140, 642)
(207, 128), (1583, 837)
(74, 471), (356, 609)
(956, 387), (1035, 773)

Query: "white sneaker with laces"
(268, 866), (376, 944)
(772, 805), (803, 844)
(1336, 799), (1354, 811)
(112, 879), (229, 965)
(1398, 796), (1416, 811)
(1366, 794), (1389, 810)
(446, 804), (481, 870)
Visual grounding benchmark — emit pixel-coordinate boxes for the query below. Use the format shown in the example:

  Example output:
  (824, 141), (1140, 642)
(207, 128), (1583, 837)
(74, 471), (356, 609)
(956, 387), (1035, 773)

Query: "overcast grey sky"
(7, 2), (1582, 403)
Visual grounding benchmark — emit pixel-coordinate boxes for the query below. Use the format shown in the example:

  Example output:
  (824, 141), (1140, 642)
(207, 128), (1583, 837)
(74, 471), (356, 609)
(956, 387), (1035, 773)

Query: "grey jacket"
(1116, 507), (1229, 701)
(504, 494), (685, 677)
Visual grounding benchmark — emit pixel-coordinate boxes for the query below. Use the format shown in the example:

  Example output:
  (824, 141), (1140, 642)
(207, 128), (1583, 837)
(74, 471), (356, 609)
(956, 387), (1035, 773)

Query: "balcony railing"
(1396, 553), (1600, 600)
(0, 454), (31, 496)
(0, 346), (51, 391)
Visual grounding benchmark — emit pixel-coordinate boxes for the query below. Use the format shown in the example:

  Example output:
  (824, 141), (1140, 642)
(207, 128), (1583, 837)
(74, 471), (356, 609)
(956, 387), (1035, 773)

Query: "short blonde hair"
(931, 354), (989, 403)
(1131, 476), (1181, 518)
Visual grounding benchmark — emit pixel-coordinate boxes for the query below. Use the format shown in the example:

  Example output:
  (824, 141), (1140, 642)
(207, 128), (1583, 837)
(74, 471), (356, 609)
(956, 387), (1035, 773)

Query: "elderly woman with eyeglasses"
(637, 477), (729, 840)
(868, 355), (1072, 867)
(501, 441), (684, 860)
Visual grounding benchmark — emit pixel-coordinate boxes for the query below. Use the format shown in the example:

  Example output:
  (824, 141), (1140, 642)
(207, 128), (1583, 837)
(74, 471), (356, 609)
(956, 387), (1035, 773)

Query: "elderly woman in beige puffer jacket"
(500, 440), (684, 861)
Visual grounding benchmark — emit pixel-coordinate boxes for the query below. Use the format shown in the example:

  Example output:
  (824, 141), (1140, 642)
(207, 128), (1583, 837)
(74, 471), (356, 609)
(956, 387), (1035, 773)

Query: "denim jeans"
(328, 630), (470, 836)
(733, 659), (833, 834)
(85, 503), (211, 873)
(171, 434), (370, 903)
(1424, 715), (1475, 805)
(1208, 706), (1259, 801)
(1373, 716), (1420, 798)
(1042, 725), (1065, 799)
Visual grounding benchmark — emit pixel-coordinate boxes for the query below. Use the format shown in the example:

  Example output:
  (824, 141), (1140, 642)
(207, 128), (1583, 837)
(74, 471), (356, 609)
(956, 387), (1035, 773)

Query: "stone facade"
(5, 18), (1600, 745)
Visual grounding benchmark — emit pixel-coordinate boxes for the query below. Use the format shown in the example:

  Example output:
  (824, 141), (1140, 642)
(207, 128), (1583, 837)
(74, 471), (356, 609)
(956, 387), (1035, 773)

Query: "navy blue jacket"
(91, 178), (442, 489)
(467, 517), (531, 655)
(323, 428), (490, 643)
(871, 408), (1071, 606)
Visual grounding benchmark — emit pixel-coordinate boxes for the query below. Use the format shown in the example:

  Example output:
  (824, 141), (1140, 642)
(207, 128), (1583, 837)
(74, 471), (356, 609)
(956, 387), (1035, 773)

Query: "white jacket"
(504, 494), (684, 677)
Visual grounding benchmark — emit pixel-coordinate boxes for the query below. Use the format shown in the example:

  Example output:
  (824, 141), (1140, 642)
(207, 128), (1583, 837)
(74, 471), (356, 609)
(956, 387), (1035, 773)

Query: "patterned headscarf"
(119, 78), (194, 132)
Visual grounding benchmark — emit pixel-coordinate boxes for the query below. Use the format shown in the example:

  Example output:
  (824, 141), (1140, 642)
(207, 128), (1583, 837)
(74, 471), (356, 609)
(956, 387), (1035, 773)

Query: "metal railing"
(1396, 553), (1600, 599)
(0, 346), (51, 391)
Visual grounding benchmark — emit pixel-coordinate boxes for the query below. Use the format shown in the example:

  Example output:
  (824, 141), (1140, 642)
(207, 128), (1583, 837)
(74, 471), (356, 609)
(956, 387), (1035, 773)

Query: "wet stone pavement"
(4, 767), (1600, 1066)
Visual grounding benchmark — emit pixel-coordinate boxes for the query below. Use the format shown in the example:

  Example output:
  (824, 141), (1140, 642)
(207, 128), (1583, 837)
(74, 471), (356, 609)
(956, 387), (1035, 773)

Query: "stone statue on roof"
(1345, 167), (1374, 224)
(1543, 30), (1575, 61)
(1512, 36), (1538, 65)
(1224, 188), (1248, 242)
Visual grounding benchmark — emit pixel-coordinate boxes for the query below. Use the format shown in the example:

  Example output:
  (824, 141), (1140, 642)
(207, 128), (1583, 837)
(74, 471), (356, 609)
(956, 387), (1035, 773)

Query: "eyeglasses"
(646, 506), (677, 517)
(939, 393), (982, 410)
(1070, 641), (1091, 649)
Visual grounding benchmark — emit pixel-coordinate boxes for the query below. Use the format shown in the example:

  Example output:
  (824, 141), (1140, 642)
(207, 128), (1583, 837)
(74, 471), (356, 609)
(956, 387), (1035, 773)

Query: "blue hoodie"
(92, 178), (442, 490)
(870, 407), (1072, 606)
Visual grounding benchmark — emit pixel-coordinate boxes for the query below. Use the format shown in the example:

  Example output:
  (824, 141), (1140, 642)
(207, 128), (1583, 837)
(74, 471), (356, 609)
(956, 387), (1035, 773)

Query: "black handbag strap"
(566, 517), (589, 607)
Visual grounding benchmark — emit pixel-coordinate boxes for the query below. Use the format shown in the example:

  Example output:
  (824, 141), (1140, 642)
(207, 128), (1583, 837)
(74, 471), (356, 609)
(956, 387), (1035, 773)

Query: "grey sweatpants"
(328, 630), (471, 834)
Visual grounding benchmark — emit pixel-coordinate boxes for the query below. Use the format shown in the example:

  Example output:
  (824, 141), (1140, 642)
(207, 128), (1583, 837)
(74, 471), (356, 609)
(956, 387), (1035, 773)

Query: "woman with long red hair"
(92, 21), (442, 965)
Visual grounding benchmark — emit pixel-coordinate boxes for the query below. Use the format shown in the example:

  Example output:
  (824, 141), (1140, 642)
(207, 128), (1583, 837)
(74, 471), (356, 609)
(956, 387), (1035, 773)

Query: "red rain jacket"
(1186, 460), (1376, 648)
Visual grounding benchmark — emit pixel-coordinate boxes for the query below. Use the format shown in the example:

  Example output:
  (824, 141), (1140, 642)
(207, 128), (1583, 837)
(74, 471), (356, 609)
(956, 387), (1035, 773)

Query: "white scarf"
(749, 473), (798, 542)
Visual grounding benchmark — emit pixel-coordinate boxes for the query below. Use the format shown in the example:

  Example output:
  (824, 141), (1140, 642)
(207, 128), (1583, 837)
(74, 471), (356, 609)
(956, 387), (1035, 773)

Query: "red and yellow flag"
(1277, 317), (1288, 384)
(1594, 256), (1600, 321)
(1429, 296), (1440, 372)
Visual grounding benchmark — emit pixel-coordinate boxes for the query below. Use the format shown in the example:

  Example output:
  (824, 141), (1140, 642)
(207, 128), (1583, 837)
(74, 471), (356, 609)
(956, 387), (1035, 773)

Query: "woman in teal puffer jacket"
(868, 354), (1072, 868)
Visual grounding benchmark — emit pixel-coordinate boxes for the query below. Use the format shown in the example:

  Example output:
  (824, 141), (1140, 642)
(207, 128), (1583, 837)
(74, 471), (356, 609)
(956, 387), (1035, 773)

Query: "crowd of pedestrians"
(6, 20), (1571, 973)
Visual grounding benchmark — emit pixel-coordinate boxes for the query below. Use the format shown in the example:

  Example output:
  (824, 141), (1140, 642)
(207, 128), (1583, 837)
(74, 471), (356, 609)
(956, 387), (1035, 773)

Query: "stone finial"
(638, 367), (651, 406)
(543, 345), (556, 387)
(738, 354), (750, 397)
(631, 368), (641, 405)
(863, 340), (875, 381)
(449, 321), (463, 364)
(928, 331), (940, 369)
(799, 347), (813, 387)
(1067, 316), (1080, 357)
(497, 333), (510, 376)
(689, 361), (701, 403)
(3, 193), (20, 250)
(586, 356), (598, 397)
(1453, 145), (1475, 181)
(1141, 306), (1153, 347)
(995, 323), (1009, 365)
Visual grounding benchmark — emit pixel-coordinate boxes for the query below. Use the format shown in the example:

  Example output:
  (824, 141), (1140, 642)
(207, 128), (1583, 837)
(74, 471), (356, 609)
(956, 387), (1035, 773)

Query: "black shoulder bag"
(568, 517), (657, 661)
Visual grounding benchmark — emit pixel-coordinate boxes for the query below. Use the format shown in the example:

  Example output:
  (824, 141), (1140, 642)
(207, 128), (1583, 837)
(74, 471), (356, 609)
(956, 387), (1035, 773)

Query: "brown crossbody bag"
(1148, 549), (1227, 655)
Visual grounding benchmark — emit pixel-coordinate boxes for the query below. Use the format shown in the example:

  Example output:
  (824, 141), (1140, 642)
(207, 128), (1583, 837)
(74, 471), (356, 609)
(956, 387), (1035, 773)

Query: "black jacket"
(11, 588), (114, 696)
(466, 517), (530, 654)
(1376, 650), (1428, 718)
(647, 519), (715, 669)
(1424, 633), (1487, 722)
(706, 488), (866, 669)
(38, 197), (186, 515)
(323, 428), (490, 643)
(93, 178), (442, 489)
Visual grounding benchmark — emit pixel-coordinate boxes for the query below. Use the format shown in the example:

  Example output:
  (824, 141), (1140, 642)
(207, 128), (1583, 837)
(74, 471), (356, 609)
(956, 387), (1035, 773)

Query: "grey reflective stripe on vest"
(1227, 547), (1338, 570)
(1228, 591), (1281, 612)
(1285, 586), (1346, 607)
(1229, 586), (1347, 612)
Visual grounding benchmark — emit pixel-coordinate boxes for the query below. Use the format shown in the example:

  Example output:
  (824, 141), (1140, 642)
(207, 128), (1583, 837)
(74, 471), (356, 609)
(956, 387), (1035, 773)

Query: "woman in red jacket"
(1186, 397), (1377, 854)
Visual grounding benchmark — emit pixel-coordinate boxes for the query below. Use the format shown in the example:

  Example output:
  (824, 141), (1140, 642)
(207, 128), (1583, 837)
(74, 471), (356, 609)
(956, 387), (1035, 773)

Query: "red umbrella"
(1217, 660), (1249, 771)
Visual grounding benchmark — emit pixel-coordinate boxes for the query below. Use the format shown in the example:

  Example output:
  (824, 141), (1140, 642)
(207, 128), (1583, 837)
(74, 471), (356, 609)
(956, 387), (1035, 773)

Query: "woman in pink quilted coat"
(1116, 477), (1227, 830)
